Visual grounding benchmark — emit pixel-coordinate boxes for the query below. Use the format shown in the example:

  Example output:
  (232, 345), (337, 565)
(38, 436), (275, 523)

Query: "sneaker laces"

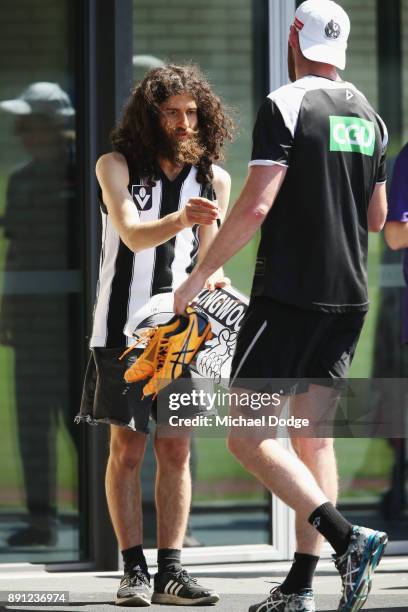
(174, 569), (198, 585)
(264, 584), (286, 609)
(333, 531), (360, 600)
(119, 328), (157, 360)
(123, 567), (149, 587)
(335, 553), (359, 596)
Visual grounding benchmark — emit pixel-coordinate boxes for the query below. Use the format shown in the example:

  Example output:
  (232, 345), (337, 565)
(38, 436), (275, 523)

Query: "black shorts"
(75, 347), (211, 434)
(230, 297), (366, 390)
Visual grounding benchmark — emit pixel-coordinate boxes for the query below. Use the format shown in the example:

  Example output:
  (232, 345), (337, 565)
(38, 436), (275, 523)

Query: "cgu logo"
(330, 116), (375, 156)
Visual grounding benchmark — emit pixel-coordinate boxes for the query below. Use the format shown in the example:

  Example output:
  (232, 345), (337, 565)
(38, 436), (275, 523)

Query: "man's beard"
(288, 43), (297, 83)
(158, 128), (205, 166)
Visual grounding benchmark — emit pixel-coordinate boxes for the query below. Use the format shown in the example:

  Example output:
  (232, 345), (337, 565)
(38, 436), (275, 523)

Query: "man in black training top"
(76, 64), (232, 607)
(175, 2), (388, 611)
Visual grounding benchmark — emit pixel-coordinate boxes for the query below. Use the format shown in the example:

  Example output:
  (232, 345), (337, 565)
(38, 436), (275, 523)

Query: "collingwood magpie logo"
(325, 19), (341, 39)
(197, 329), (238, 383)
(132, 185), (152, 211)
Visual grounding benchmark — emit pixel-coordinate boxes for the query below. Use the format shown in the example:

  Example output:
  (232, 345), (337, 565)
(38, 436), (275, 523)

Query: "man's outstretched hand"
(180, 197), (219, 227)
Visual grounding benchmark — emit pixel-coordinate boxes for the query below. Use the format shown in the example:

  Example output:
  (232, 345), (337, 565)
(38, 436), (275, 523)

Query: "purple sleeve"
(388, 145), (408, 222)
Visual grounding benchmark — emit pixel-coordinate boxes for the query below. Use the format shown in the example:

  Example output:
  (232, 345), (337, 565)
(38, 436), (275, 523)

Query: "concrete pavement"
(0, 556), (407, 612)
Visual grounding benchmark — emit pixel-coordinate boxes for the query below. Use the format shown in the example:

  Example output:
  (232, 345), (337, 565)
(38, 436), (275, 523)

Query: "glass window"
(0, 0), (84, 562)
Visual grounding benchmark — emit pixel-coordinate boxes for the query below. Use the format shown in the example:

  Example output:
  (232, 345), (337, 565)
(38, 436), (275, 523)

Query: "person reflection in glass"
(0, 83), (78, 547)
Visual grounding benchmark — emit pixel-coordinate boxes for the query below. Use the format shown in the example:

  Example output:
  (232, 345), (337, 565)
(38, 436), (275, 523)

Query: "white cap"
(294, 0), (350, 70)
(0, 82), (75, 117)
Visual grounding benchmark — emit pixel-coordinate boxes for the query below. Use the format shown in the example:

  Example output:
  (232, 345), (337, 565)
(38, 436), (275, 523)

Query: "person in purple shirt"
(383, 146), (408, 523)
(385, 143), (408, 344)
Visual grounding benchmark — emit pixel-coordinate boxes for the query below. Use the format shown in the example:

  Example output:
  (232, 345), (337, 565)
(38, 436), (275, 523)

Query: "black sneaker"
(152, 568), (219, 606)
(116, 565), (152, 607)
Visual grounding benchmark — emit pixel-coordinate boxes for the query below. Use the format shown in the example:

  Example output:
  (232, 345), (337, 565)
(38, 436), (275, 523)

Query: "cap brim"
(299, 33), (346, 70)
(0, 99), (75, 117)
(0, 99), (31, 114)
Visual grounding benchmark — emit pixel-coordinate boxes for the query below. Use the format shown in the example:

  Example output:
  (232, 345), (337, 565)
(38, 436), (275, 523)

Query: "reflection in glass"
(0, 82), (79, 557)
(0, 0), (83, 563)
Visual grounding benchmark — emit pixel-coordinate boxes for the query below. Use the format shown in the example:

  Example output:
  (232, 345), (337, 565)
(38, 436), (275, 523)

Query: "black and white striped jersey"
(90, 163), (212, 348)
(250, 75), (388, 313)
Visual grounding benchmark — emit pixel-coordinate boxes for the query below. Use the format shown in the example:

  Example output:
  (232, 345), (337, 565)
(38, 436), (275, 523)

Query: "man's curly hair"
(111, 64), (234, 185)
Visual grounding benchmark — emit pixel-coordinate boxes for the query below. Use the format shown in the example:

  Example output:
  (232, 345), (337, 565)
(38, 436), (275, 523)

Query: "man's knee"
(109, 429), (147, 470)
(154, 437), (190, 468)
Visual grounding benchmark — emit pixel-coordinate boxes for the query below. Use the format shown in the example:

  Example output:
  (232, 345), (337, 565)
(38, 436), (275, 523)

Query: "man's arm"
(384, 222), (408, 250)
(367, 182), (388, 233)
(96, 152), (218, 253)
(196, 165), (231, 289)
(174, 164), (287, 313)
(384, 146), (408, 249)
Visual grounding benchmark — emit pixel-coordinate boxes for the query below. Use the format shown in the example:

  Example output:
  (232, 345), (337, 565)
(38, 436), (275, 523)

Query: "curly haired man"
(76, 64), (233, 606)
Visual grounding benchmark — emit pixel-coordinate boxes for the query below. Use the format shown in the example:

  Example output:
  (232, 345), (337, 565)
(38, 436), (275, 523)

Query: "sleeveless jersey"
(90, 163), (213, 347)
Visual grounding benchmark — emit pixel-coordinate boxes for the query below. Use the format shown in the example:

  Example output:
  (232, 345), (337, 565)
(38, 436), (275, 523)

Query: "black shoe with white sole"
(152, 568), (219, 606)
(116, 565), (152, 607)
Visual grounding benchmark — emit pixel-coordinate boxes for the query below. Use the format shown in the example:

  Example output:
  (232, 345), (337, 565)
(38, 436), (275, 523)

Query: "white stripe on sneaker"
(174, 583), (183, 596)
(165, 579), (174, 594)
(170, 582), (179, 595)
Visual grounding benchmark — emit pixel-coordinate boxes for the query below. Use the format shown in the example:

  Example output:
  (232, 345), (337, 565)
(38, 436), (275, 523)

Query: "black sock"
(280, 552), (319, 594)
(308, 502), (353, 556)
(122, 545), (149, 578)
(157, 548), (182, 574)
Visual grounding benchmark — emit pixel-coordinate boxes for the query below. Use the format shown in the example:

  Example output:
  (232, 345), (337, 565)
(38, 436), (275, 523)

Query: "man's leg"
(154, 432), (191, 552)
(291, 436), (337, 553)
(292, 387), (339, 554)
(152, 430), (219, 605)
(106, 425), (153, 607)
(227, 420), (329, 519)
(279, 386), (339, 595)
(105, 425), (147, 552)
(228, 389), (387, 612)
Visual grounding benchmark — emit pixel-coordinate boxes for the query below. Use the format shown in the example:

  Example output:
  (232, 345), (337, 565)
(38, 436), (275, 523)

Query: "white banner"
(193, 286), (249, 381)
(124, 286), (249, 381)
